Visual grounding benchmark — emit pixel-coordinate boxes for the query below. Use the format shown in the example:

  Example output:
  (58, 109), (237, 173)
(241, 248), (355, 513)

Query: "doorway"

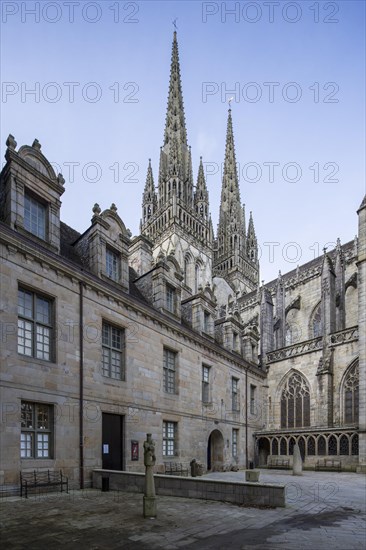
(102, 413), (124, 470)
(207, 429), (224, 471)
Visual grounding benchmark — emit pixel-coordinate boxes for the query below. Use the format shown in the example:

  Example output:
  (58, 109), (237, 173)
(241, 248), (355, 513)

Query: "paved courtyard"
(0, 470), (365, 549)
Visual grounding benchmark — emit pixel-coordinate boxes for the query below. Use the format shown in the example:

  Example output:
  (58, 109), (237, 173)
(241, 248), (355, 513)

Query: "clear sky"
(1, 0), (365, 283)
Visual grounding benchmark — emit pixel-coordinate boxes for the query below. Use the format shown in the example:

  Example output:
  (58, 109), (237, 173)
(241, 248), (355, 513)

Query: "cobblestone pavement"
(0, 470), (365, 549)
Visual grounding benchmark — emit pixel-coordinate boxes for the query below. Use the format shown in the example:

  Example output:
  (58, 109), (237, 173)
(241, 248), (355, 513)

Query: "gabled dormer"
(74, 203), (130, 292)
(0, 135), (65, 252)
(181, 283), (217, 337)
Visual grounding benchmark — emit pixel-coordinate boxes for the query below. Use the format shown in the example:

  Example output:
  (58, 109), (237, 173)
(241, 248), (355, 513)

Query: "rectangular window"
(106, 248), (120, 282)
(250, 385), (256, 415)
(202, 365), (210, 403)
(233, 331), (239, 352)
(163, 421), (177, 456)
(232, 377), (239, 411)
(166, 284), (175, 313)
(203, 311), (210, 333)
(24, 193), (46, 240)
(232, 428), (239, 457)
(102, 322), (125, 380)
(21, 402), (53, 459)
(18, 288), (53, 361)
(163, 348), (177, 394)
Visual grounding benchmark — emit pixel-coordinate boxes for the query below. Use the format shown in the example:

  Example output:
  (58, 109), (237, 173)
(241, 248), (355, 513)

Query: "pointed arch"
(341, 358), (359, 425)
(280, 371), (310, 428)
(309, 301), (322, 339)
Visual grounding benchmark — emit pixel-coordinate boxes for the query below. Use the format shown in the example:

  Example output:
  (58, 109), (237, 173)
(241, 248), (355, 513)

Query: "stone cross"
(143, 433), (157, 517)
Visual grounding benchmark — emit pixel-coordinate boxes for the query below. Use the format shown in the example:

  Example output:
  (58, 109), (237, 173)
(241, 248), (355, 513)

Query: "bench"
(315, 459), (342, 472)
(164, 462), (189, 476)
(267, 458), (290, 469)
(20, 470), (68, 498)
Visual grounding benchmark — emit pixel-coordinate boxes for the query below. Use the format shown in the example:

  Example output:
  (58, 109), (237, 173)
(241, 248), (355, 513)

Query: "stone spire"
(141, 159), (157, 225)
(213, 109), (259, 294)
(194, 157), (209, 220)
(157, 31), (193, 207)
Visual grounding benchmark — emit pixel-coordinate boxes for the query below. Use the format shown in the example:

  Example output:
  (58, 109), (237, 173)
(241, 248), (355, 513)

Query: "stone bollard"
(292, 443), (303, 476)
(143, 433), (157, 518)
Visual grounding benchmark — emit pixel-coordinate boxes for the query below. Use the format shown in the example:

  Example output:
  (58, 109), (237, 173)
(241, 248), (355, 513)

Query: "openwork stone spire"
(213, 109), (259, 294)
(163, 31), (188, 149)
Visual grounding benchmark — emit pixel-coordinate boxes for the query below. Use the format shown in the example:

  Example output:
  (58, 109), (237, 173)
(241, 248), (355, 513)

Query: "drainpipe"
(245, 367), (248, 469)
(79, 281), (84, 489)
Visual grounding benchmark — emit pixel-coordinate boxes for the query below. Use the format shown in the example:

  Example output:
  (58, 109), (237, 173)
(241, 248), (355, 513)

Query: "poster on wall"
(131, 440), (139, 461)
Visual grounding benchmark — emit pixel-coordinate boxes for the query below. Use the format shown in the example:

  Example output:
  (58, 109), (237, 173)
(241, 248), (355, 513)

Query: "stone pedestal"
(245, 470), (260, 482)
(143, 433), (157, 518)
(292, 443), (303, 476)
(143, 496), (157, 518)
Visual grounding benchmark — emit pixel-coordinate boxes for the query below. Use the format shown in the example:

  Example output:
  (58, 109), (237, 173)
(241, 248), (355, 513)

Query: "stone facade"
(0, 32), (364, 491)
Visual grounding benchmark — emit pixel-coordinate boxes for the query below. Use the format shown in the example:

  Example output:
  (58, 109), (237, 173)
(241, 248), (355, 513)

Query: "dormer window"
(166, 284), (176, 313)
(203, 311), (210, 333)
(24, 192), (46, 240)
(106, 247), (120, 282)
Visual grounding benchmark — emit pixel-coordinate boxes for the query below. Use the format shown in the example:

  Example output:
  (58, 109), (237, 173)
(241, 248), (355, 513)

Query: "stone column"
(143, 433), (157, 518)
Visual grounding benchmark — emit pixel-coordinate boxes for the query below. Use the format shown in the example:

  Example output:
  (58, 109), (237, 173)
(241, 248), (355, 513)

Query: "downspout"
(79, 281), (84, 489)
(245, 367), (248, 469)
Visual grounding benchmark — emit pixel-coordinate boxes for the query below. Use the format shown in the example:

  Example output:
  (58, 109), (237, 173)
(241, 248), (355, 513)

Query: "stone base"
(143, 495), (157, 518)
(245, 470), (260, 482)
(356, 464), (366, 474)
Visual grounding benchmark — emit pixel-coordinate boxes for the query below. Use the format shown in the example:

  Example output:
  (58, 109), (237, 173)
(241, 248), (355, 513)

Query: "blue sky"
(1, 0), (365, 282)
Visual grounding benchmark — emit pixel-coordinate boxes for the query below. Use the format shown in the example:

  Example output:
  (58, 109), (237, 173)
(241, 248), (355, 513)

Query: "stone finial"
(57, 173), (65, 186)
(6, 134), (17, 150)
(110, 203), (117, 213)
(126, 228), (132, 238)
(92, 203), (101, 216)
(32, 139), (41, 150)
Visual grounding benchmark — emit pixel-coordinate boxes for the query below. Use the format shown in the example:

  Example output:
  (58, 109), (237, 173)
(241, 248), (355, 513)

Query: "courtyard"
(0, 470), (365, 549)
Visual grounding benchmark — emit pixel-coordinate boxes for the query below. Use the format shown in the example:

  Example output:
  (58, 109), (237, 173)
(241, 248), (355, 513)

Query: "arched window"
(272, 439), (279, 455)
(280, 437), (287, 455)
(328, 435), (337, 455)
(318, 436), (326, 455)
(280, 372), (310, 428)
(307, 436), (315, 456)
(344, 361), (359, 424)
(311, 303), (322, 338)
(339, 434), (349, 455)
(351, 434), (359, 456)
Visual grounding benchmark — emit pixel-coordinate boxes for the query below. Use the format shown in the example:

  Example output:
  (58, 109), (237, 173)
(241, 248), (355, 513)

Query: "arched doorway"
(258, 437), (270, 466)
(207, 429), (224, 471)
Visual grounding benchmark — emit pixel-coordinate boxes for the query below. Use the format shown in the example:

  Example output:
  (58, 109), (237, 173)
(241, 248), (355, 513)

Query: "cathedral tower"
(213, 109), (259, 294)
(141, 32), (213, 292)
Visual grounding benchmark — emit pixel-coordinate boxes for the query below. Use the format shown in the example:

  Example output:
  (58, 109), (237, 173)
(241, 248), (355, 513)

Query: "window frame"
(250, 384), (256, 415)
(102, 321), (125, 380)
(163, 348), (177, 394)
(21, 401), (53, 459)
(17, 287), (54, 362)
(106, 246), (121, 282)
(166, 284), (176, 313)
(163, 420), (177, 457)
(24, 190), (47, 241)
(202, 365), (211, 403)
(232, 377), (240, 412)
(232, 428), (239, 457)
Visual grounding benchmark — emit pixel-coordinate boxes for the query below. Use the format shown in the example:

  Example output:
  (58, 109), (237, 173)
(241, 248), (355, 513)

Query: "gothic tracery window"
(280, 372), (310, 428)
(344, 362), (359, 424)
(312, 303), (322, 338)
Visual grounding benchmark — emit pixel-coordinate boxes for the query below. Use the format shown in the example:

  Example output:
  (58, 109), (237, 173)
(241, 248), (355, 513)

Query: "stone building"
(0, 32), (364, 489)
